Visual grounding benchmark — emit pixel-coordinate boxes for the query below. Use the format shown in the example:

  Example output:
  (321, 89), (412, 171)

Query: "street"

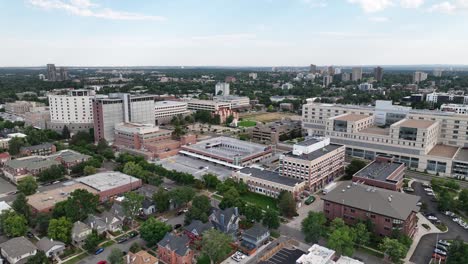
(410, 181), (468, 264)
(77, 237), (145, 264)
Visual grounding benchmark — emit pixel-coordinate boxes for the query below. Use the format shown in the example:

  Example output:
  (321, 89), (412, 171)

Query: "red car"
(432, 253), (446, 261)
(97, 261), (107, 264)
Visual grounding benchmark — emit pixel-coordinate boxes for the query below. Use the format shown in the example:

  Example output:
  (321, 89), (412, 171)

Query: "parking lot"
(155, 155), (233, 180)
(258, 247), (305, 264)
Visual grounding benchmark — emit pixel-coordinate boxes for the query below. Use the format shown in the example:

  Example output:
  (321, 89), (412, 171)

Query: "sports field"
(240, 112), (299, 123)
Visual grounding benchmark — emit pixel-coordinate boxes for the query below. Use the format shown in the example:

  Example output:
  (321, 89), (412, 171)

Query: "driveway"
(410, 181), (468, 264)
(77, 237), (145, 264)
(285, 195), (323, 230)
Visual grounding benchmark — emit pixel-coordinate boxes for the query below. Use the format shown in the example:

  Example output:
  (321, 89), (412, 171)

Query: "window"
(370, 214), (376, 219)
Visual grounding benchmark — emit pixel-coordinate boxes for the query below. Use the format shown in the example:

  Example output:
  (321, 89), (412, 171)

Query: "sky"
(1, 0), (468, 67)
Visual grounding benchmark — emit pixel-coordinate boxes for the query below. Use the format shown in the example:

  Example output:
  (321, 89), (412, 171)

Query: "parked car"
(26, 231), (34, 238)
(432, 253), (446, 261)
(444, 211), (456, 217)
(438, 240), (451, 247)
(433, 248), (447, 256)
(174, 224), (182, 229)
(305, 196), (316, 205)
(423, 183), (431, 188)
(95, 248), (104, 255)
(403, 187), (414, 192)
(427, 215), (438, 221)
(416, 202), (422, 206)
(117, 236), (128, 244)
(97, 261), (107, 264)
(427, 192), (435, 196)
(424, 188), (433, 192)
(436, 244), (448, 252)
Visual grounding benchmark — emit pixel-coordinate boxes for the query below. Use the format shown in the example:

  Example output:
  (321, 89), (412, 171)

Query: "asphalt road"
(0, 178), (72, 203)
(410, 181), (468, 264)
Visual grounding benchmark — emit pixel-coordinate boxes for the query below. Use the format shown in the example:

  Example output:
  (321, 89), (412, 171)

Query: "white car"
(426, 192), (435, 196)
(444, 211), (455, 217)
(453, 218), (461, 223)
(427, 215), (438, 221)
(416, 202), (422, 206)
(424, 188), (433, 192)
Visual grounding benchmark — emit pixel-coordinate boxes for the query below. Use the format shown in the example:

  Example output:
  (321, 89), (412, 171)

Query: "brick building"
(352, 155), (405, 191)
(20, 143), (57, 156)
(157, 233), (194, 264)
(322, 182), (420, 237)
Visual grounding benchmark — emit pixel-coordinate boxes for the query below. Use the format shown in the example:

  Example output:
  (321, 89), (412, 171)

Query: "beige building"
(154, 100), (190, 125)
(5, 101), (43, 115)
(302, 100), (468, 177)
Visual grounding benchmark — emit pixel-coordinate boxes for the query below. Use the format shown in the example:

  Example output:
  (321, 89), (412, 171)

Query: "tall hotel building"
(302, 100), (468, 177)
(93, 93), (155, 142)
(48, 89), (95, 132)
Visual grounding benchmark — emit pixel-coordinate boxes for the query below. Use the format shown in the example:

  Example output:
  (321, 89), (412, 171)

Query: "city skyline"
(2, 0), (468, 66)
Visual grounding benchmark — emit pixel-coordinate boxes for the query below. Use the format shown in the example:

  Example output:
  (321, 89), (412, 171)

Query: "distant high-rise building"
(310, 64), (317, 74)
(215, 82), (230, 96)
(59, 67), (69, 81)
(374, 66), (384, 82)
(327, 66), (335, 75)
(248, 73), (258, 79)
(323, 75), (333, 87)
(433, 69), (443, 77)
(47, 64), (57, 81)
(342, 72), (351, 82)
(93, 93), (155, 142)
(413, 71), (428, 83)
(334, 68), (341, 75)
(352, 67), (363, 81)
(358, 82), (373, 91)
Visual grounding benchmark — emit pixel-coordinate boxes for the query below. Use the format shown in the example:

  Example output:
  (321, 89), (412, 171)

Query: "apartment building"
(322, 182), (420, 237)
(20, 143), (57, 156)
(352, 155), (405, 191)
(5, 101), (43, 115)
(440, 104), (468, 114)
(279, 138), (345, 191)
(48, 89), (95, 126)
(93, 93), (155, 142)
(154, 101), (190, 125)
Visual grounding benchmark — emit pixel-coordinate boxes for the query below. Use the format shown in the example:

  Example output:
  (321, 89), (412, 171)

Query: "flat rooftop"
(454, 148), (468, 162)
(5, 156), (60, 170)
(360, 126), (390, 136)
(354, 160), (404, 183)
(398, 119), (436, 129)
(296, 137), (323, 146)
(155, 100), (187, 107)
(296, 244), (334, 264)
(27, 182), (98, 211)
(285, 143), (343, 161)
(76, 172), (140, 192)
(182, 136), (270, 160)
(333, 114), (370, 122)
(322, 183), (420, 220)
(239, 167), (303, 187)
(428, 144), (459, 159)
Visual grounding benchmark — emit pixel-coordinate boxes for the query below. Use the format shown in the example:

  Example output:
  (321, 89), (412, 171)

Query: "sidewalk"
(404, 212), (444, 264)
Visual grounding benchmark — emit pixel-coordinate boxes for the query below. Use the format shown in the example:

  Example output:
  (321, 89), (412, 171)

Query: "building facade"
(154, 101), (190, 125)
(351, 67), (362, 81)
(215, 82), (230, 96)
(352, 155), (405, 191)
(251, 120), (302, 145)
(48, 89), (95, 125)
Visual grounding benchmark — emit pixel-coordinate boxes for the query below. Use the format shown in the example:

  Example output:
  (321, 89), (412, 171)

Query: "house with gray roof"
(322, 182), (420, 237)
(184, 220), (213, 241)
(0, 236), (37, 264)
(36, 237), (65, 257)
(157, 233), (194, 264)
(72, 221), (92, 246)
(209, 207), (240, 239)
(2, 156), (61, 183)
(85, 214), (108, 235)
(241, 223), (270, 251)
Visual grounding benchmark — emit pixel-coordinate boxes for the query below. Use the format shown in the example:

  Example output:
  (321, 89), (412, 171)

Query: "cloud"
(347, 0), (393, 12)
(368, 16), (389, 22)
(400, 0), (424, 8)
(28, 0), (166, 21)
(428, 1), (457, 13)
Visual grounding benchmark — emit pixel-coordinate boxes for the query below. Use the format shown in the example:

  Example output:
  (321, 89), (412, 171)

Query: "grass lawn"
(357, 246), (384, 258)
(62, 253), (89, 264)
(241, 192), (277, 210)
(238, 120), (256, 127)
(212, 194), (223, 201)
(197, 254), (210, 264)
(101, 240), (115, 248)
(60, 247), (83, 259)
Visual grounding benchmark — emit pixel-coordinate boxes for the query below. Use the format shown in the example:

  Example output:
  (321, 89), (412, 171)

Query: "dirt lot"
(240, 112), (300, 123)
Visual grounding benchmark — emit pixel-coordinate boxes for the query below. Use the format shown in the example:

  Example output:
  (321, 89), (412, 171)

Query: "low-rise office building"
(232, 167), (305, 198)
(279, 137), (345, 191)
(252, 120), (302, 145)
(322, 182), (420, 237)
(185, 99), (238, 123)
(154, 100), (190, 125)
(353, 155), (405, 191)
(180, 137), (273, 169)
(213, 95), (250, 110)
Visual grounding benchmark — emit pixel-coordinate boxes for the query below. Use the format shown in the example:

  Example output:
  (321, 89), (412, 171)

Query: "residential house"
(0, 237), (37, 264)
(140, 198), (156, 216)
(241, 224), (270, 254)
(101, 210), (123, 233)
(36, 237), (66, 257)
(184, 220), (213, 242)
(85, 215), (108, 235)
(157, 233), (194, 264)
(0, 201), (12, 213)
(20, 143), (57, 156)
(124, 250), (159, 264)
(0, 152), (10, 166)
(72, 221), (92, 246)
(209, 207), (240, 239)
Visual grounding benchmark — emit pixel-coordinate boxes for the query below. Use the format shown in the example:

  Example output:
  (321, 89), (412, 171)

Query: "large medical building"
(302, 100), (468, 177)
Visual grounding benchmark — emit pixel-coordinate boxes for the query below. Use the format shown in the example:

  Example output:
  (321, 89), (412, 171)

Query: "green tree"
(108, 248), (124, 264)
(83, 230), (101, 253)
(129, 242), (142, 253)
(277, 191), (296, 218)
(327, 225), (356, 256)
(354, 222), (370, 246)
(444, 179), (460, 191)
(47, 217), (72, 244)
(185, 195), (211, 224)
(447, 237), (468, 264)
(62, 125), (70, 139)
(301, 211), (327, 243)
(65, 189), (100, 221)
(1, 210), (28, 237)
(17, 176), (38, 195)
(139, 218), (172, 247)
(242, 204), (263, 222)
(344, 159), (367, 179)
(121, 192), (144, 227)
(153, 188), (170, 213)
(35, 213), (50, 236)
(262, 209), (280, 229)
(199, 229), (232, 264)
(83, 165), (97, 175)
(8, 137), (26, 155)
(123, 161), (146, 178)
(225, 115), (235, 125)
(458, 189), (468, 213)
(37, 164), (66, 183)
(26, 251), (50, 264)
(219, 187), (243, 210)
(168, 187), (195, 208)
(202, 174), (221, 189)
(379, 237), (407, 264)
(12, 193), (32, 220)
